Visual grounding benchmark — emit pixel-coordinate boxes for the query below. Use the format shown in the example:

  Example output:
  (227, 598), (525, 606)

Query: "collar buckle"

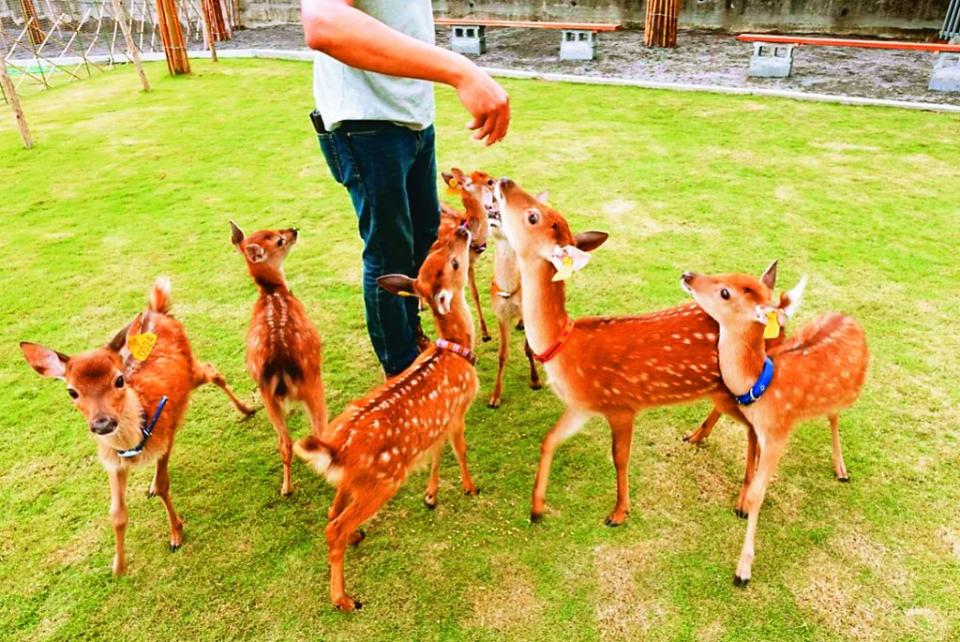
(734, 358), (775, 406)
(115, 395), (168, 459)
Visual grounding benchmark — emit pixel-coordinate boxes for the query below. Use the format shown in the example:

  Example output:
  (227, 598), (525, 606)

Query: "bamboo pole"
(155, 0), (189, 74)
(110, 0), (150, 90)
(19, 0), (45, 46)
(200, 0), (218, 61)
(0, 50), (33, 148)
(644, 0), (678, 48)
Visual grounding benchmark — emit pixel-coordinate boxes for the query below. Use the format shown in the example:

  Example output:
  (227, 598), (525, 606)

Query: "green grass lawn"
(2, 60), (959, 641)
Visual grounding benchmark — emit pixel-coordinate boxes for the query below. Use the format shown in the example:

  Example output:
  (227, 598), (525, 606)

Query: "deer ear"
(760, 260), (778, 289)
(780, 276), (807, 319)
(106, 323), (132, 353)
(536, 190), (549, 204)
(574, 231), (609, 253)
(244, 244), (266, 263)
(229, 220), (245, 246)
(377, 274), (417, 297)
(21, 342), (69, 379)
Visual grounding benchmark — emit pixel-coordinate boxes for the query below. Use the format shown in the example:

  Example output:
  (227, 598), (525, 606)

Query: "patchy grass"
(2, 60), (959, 641)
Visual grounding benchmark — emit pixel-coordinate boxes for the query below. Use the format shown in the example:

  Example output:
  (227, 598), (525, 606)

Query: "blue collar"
(734, 358), (774, 406)
(115, 395), (168, 459)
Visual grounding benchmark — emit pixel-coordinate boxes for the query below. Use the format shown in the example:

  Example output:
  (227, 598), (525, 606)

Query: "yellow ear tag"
(445, 178), (460, 195)
(397, 290), (415, 297)
(127, 332), (158, 361)
(552, 255), (575, 282)
(763, 312), (780, 340)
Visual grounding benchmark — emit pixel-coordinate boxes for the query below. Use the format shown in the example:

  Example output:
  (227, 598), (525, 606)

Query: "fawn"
(486, 179), (543, 408)
(494, 177), (771, 526)
(231, 221), (328, 496)
(682, 270), (867, 585)
(439, 167), (492, 342)
(293, 225), (480, 612)
(20, 278), (254, 575)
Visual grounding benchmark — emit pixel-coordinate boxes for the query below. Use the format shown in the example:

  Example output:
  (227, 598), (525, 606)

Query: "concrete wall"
(431, 1), (947, 36)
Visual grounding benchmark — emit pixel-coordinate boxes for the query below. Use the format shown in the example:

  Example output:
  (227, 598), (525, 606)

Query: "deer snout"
(454, 225), (469, 239)
(90, 415), (118, 435)
(680, 272), (698, 294)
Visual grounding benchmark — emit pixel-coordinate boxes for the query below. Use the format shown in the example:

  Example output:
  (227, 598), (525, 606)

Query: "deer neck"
(434, 290), (475, 349)
(519, 258), (570, 355)
(717, 324), (768, 397)
(251, 265), (289, 296)
(493, 239), (520, 293)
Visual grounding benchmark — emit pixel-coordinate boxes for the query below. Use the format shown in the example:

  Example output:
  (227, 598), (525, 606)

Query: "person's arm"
(302, 0), (509, 146)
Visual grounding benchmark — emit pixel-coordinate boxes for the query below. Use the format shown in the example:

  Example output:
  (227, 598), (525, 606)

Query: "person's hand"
(454, 66), (510, 146)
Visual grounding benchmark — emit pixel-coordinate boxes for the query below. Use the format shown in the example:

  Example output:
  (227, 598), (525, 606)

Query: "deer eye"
(276, 237), (285, 247)
(67, 388), (79, 399)
(115, 375), (124, 388)
(451, 258), (460, 271)
(720, 288), (731, 300)
(527, 211), (539, 225)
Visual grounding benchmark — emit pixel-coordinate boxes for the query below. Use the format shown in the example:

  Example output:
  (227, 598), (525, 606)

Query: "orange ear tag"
(763, 312), (781, 340)
(127, 332), (158, 361)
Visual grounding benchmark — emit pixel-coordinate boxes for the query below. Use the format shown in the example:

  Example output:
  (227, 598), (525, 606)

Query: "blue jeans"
(316, 122), (439, 375)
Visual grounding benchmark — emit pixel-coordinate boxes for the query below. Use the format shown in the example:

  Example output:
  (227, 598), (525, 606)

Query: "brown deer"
(682, 269), (867, 585)
(494, 177), (771, 526)
(486, 179), (542, 408)
(293, 226), (480, 612)
(20, 278), (254, 575)
(439, 167), (492, 342)
(230, 221), (327, 496)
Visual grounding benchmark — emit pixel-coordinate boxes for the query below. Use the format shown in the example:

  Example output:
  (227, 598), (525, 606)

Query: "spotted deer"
(682, 270), (867, 586)
(494, 177), (773, 526)
(293, 226), (480, 612)
(230, 221), (327, 496)
(486, 180), (542, 408)
(20, 278), (254, 575)
(439, 167), (492, 342)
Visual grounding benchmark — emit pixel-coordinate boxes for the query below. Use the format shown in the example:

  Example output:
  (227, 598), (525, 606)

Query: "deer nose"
(454, 225), (469, 239)
(682, 272), (695, 284)
(290, 228), (299, 239)
(90, 415), (118, 435)
(498, 177), (513, 188)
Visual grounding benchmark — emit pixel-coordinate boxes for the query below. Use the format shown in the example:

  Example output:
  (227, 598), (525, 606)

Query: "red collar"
(435, 338), (478, 366)
(533, 319), (576, 363)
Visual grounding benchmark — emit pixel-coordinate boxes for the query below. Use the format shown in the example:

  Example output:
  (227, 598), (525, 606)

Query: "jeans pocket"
(317, 133), (344, 184)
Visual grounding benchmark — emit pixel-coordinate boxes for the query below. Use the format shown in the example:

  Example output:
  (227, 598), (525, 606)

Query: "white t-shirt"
(312, 0), (436, 131)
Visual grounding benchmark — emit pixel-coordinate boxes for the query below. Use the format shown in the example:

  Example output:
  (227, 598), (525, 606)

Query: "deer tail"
(293, 435), (337, 476)
(149, 276), (172, 314)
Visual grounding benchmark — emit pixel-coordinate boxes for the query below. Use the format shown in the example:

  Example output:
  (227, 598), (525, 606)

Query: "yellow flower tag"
(763, 311), (780, 340)
(445, 177), (460, 195)
(552, 255), (575, 282)
(128, 332), (158, 361)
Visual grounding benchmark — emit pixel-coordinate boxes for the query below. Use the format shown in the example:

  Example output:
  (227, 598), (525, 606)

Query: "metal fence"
(943, 0), (960, 40)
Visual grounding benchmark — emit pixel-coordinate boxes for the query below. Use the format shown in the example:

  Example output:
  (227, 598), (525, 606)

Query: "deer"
(293, 225), (480, 612)
(230, 221), (328, 496)
(20, 277), (254, 576)
(493, 176), (781, 527)
(439, 167), (492, 343)
(681, 269), (867, 586)
(486, 178), (543, 408)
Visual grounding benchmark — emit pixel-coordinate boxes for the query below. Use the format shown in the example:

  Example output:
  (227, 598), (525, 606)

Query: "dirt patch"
(217, 26), (960, 106)
(593, 541), (673, 641)
(468, 559), (546, 634)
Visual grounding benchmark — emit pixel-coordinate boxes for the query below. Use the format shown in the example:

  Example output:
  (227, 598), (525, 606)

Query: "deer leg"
(329, 486), (365, 546)
(150, 453), (184, 551)
(606, 410), (635, 526)
(829, 414), (849, 482)
(326, 484), (395, 611)
(735, 426), (759, 518)
(449, 421), (478, 496)
(531, 408), (592, 522)
(734, 432), (787, 587)
(108, 467), (129, 576)
(197, 361), (255, 416)
(523, 339), (542, 390)
(488, 314), (511, 408)
(262, 393), (294, 496)
(468, 263), (491, 342)
(685, 408), (722, 444)
(423, 441), (444, 509)
(301, 378), (329, 439)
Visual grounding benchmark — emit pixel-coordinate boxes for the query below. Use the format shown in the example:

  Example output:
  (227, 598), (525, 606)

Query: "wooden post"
(0, 51), (33, 148)
(200, 0), (218, 62)
(155, 0), (190, 75)
(644, 0), (679, 48)
(110, 0), (151, 91)
(19, 0), (45, 46)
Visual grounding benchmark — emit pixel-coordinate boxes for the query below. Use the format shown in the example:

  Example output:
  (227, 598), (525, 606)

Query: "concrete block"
(560, 30), (597, 61)
(747, 42), (795, 78)
(449, 25), (486, 56)
(929, 52), (960, 92)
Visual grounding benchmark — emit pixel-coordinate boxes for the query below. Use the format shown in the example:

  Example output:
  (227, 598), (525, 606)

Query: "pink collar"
(435, 338), (478, 366)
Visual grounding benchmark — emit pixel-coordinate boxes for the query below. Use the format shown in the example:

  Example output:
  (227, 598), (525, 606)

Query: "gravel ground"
(217, 24), (959, 105)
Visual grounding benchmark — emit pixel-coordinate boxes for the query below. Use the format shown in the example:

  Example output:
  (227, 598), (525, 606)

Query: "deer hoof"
(487, 399), (501, 409)
(837, 475), (850, 483)
(530, 511), (543, 524)
(733, 575), (749, 588)
(529, 381), (542, 391)
(334, 597), (362, 612)
(465, 487), (479, 496)
(734, 508), (748, 519)
(169, 542), (181, 553)
(423, 495), (437, 510)
(348, 529), (366, 546)
(482, 335), (492, 343)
